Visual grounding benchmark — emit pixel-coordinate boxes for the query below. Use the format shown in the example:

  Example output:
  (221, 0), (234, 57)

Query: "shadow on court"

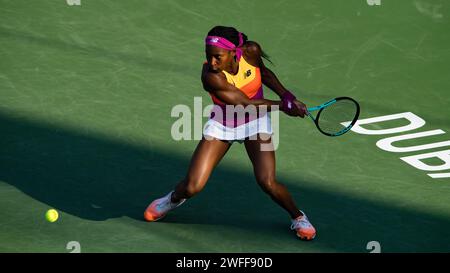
(1, 112), (449, 252)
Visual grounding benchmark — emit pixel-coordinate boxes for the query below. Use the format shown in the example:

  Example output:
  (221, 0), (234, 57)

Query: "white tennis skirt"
(203, 113), (273, 142)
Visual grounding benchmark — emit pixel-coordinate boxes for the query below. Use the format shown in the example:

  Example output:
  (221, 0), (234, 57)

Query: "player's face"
(205, 45), (234, 72)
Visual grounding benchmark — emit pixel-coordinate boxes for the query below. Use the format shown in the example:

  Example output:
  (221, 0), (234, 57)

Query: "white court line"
(428, 173), (450, 179)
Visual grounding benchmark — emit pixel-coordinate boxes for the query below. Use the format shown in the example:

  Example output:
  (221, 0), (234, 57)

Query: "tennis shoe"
(144, 191), (185, 222)
(291, 210), (316, 240)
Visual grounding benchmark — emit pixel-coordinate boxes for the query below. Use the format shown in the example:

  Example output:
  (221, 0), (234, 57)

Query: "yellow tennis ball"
(45, 209), (59, 222)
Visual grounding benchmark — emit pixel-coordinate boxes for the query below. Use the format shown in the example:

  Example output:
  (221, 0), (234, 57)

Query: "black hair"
(207, 26), (272, 64)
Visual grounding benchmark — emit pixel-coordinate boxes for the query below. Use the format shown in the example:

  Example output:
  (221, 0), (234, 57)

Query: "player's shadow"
(1, 112), (449, 252)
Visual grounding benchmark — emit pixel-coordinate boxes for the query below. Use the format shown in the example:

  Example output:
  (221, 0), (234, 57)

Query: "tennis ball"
(45, 209), (59, 223)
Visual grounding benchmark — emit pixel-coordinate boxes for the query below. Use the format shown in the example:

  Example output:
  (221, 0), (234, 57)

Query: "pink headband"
(205, 32), (244, 61)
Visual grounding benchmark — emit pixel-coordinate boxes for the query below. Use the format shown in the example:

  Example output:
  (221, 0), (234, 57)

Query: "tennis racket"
(306, 97), (360, 137)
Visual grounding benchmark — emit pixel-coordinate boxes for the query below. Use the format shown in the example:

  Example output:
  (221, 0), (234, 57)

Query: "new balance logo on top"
(244, 69), (252, 78)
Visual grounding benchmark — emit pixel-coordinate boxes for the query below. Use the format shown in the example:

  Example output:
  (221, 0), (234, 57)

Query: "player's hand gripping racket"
(306, 97), (360, 137)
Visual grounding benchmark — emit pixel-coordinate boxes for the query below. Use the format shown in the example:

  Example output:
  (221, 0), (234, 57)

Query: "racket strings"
(317, 100), (358, 135)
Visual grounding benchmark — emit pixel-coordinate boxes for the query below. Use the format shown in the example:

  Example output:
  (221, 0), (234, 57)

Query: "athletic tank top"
(208, 56), (264, 127)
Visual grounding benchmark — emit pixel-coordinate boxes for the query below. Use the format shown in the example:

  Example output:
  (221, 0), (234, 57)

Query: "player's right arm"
(202, 69), (301, 117)
(202, 70), (278, 108)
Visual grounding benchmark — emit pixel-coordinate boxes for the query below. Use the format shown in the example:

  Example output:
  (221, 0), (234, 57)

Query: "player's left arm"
(244, 41), (307, 116)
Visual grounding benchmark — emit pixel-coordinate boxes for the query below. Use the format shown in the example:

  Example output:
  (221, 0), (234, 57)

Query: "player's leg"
(244, 134), (301, 218)
(144, 137), (231, 221)
(244, 134), (316, 240)
(171, 137), (231, 202)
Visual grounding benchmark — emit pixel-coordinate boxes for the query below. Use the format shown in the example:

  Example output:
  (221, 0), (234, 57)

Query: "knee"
(256, 175), (277, 194)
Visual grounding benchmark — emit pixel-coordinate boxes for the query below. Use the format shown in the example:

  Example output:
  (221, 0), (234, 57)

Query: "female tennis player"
(144, 26), (316, 240)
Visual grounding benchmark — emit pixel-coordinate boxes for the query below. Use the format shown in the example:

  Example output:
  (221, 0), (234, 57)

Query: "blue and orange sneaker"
(290, 210), (316, 240)
(144, 191), (186, 222)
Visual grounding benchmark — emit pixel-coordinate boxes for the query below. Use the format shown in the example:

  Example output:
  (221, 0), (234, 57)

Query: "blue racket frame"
(306, 96), (360, 137)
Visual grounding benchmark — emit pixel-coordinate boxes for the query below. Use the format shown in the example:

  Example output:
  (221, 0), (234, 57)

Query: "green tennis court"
(1, 0), (449, 253)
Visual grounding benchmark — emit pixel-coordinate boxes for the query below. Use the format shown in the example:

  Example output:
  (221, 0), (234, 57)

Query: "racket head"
(314, 96), (360, 137)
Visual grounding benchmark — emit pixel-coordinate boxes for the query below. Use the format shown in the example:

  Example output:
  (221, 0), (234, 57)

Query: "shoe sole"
(152, 215), (166, 222)
(297, 233), (316, 241)
(144, 212), (167, 222)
